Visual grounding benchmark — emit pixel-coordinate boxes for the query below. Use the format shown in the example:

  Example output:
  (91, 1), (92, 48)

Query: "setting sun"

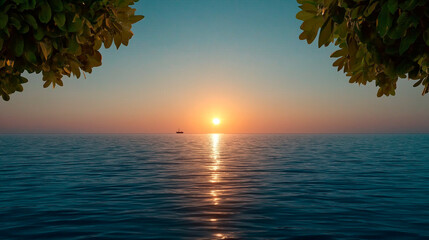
(212, 118), (221, 125)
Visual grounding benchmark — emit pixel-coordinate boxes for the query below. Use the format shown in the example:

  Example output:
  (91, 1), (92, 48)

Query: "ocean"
(0, 134), (428, 239)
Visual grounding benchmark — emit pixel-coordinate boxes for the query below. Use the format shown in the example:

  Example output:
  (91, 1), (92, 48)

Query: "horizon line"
(1, 132), (429, 135)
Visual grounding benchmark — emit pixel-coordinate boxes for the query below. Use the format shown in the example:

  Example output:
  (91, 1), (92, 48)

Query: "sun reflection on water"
(210, 134), (221, 208)
(209, 134), (228, 239)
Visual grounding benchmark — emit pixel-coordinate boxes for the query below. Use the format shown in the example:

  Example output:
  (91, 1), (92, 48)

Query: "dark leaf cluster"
(0, 0), (143, 101)
(297, 0), (429, 96)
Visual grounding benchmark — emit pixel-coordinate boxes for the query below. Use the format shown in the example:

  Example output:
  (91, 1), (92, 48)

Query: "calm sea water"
(0, 134), (428, 239)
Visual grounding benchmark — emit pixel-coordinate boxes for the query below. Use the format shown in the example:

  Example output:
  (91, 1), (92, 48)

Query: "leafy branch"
(297, 0), (429, 96)
(0, 0), (143, 101)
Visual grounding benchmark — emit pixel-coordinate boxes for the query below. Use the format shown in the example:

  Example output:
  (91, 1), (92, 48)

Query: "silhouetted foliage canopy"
(0, 0), (143, 101)
(297, 0), (429, 96)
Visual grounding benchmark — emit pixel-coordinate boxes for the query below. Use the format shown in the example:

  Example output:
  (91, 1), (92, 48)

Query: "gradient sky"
(1, 0), (428, 134)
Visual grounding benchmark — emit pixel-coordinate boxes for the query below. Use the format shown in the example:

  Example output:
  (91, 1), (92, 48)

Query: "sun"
(212, 118), (221, 125)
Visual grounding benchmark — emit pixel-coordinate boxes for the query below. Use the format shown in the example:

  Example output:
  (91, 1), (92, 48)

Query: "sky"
(1, 0), (428, 134)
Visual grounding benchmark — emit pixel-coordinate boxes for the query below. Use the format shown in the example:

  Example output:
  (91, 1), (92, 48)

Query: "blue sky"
(0, 0), (428, 133)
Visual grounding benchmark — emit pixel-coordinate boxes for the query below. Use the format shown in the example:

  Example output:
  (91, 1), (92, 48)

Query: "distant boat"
(176, 129), (184, 134)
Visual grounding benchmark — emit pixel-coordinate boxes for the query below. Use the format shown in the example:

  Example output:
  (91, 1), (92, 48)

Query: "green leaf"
(48, 0), (63, 12)
(330, 48), (347, 58)
(388, 12), (413, 39)
(300, 16), (323, 44)
(347, 35), (358, 56)
(39, 41), (52, 60)
(296, 11), (313, 20)
(13, 35), (24, 57)
(39, 2), (52, 23)
(331, 6), (346, 24)
(67, 36), (79, 53)
(351, 5), (365, 19)
(43, 80), (51, 88)
(34, 27), (45, 41)
(53, 13), (66, 27)
(364, 1), (378, 17)
(318, 18), (333, 48)
(400, 0), (418, 11)
(1, 93), (10, 101)
(121, 29), (133, 46)
(300, 16), (323, 31)
(42, 71), (56, 88)
(300, 2), (317, 12)
(87, 52), (102, 67)
(114, 33), (122, 49)
(104, 33), (113, 48)
(16, 84), (23, 92)
(0, 12), (8, 29)
(70, 60), (81, 78)
(396, 59), (414, 75)
(24, 14), (38, 29)
(377, 88), (383, 97)
(423, 29), (429, 46)
(20, 77), (28, 84)
(387, 0), (398, 14)
(93, 38), (102, 50)
(24, 50), (37, 64)
(55, 78), (63, 87)
(9, 16), (21, 30)
(68, 15), (83, 32)
(399, 29), (419, 55)
(128, 15), (144, 24)
(413, 79), (423, 87)
(27, 0), (36, 9)
(19, 24), (29, 33)
(377, 3), (392, 37)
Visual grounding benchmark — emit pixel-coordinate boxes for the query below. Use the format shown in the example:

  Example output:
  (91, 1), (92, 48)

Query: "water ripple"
(0, 134), (428, 239)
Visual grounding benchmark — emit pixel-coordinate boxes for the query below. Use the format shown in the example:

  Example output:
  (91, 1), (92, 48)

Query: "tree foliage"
(0, 0), (143, 101)
(297, 0), (429, 96)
